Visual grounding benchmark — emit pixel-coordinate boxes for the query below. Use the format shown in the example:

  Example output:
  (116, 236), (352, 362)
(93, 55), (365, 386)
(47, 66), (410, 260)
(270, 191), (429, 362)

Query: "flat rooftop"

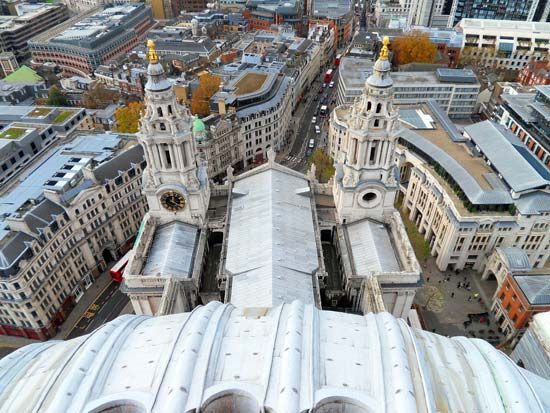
(233, 72), (268, 96)
(312, 0), (352, 18)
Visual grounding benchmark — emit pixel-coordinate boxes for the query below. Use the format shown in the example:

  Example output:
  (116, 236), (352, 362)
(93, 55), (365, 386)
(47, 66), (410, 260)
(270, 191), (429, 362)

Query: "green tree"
(47, 85), (68, 106)
(308, 148), (335, 183)
(391, 32), (437, 66)
(114, 102), (144, 133)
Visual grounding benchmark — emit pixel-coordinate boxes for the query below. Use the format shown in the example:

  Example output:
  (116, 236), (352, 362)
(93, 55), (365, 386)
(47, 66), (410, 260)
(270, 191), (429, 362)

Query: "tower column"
(168, 144), (176, 169)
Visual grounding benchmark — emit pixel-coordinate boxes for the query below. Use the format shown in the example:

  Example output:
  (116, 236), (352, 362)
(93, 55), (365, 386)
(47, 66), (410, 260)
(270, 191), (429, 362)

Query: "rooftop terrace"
(233, 72), (268, 96)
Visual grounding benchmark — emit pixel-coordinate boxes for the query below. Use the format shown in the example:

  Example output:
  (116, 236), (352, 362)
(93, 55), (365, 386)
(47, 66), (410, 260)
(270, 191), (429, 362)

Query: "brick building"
(518, 60), (550, 85)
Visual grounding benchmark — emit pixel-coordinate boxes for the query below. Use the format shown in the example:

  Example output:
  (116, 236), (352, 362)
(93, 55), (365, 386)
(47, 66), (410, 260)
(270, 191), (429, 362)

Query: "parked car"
(311, 116), (317, 124)
(329, 81), (335, 88)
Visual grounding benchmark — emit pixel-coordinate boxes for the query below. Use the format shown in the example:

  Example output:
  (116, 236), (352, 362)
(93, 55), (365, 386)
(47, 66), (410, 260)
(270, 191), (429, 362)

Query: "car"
(311, 116), (317, 124)
(315, 125), (321, 134)
(329, 81), (335, 88)
(308, 138), (315, 149)
(322, 83), (327, 88)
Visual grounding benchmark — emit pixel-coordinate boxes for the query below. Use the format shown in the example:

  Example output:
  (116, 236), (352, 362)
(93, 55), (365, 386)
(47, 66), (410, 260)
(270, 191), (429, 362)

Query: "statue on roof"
(379, 36), (390, 61)
(147, 39), (158, 64)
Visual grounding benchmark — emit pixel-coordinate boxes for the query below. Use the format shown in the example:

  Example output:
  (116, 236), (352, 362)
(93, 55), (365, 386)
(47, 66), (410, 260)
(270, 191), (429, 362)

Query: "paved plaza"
(415, 257), (507, 346)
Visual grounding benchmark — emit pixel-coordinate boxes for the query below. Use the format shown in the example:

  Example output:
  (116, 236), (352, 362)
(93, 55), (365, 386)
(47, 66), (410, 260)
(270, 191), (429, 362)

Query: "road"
(281, 67), (340, 172)
(66, 281), (129, 340)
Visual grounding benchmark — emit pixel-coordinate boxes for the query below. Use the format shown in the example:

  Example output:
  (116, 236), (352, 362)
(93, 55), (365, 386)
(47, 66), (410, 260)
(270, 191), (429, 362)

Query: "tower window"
(157, 107), (163, 117)
(369, 143), (377, 163)
(374, 119), (380, 127)
(168, 105), (173, 115)
(376, 103), (382, 113)
(160, 123), (166, 131)
(164, 149), (172, 168)
(367, 101), (372, 111)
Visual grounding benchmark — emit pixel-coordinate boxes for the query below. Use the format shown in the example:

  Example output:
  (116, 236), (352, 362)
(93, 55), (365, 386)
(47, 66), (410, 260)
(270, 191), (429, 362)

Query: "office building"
(29, 5), (154, 76)
(0, 65), (47, 105)
(244, 0), (304, 33)
(496, 85), (550, 168)
(0, 133), (147, 339)
(0, 3), (69, 62)
(309, 0), (354, 47)
(0, 52), (18, 76)
(450, 0), (550, 27)
(457, 19), (550, 71)
(518, 60), (550, 86)
(337, 57), (480, 118)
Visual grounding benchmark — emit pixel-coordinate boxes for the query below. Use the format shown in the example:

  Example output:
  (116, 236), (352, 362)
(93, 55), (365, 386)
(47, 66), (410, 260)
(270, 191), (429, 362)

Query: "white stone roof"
(226, 167), (318, 309)
(346, 219), (400, 275)
(1, 302), (549, 413)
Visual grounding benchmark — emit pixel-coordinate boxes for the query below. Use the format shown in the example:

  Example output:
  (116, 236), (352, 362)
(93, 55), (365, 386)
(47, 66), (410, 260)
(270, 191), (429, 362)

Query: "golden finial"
(147, 39), (158, 64)
(379, 36), (390, 61)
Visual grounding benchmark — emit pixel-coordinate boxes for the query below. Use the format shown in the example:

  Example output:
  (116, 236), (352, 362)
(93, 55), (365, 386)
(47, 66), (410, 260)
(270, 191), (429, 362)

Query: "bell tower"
(138, 40), (210, 226)
(333, 37), (399, 223)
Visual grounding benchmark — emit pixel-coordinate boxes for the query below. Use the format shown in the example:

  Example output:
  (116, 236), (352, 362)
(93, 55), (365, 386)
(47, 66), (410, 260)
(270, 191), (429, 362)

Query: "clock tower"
(138, 40), (210, 226)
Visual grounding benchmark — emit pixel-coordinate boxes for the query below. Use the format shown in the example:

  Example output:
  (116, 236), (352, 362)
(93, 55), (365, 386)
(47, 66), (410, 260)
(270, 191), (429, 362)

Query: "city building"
(450, 0), (550, 27)
(0, 106), (93, 187)
(0, 52), (18, 76)
(457, 19), (550, 71)
(308, 24), (336, 66)
(496, 85), (550, 168)
(0, 133), (146, 339)
(391, 109), (550, 272)
(244, 0), (304, 33)
(518, 60), (550, 86)
(511, 311), (550, 380)
(5, 41), (549, 410)
(0, 3), (69, 62)
(0, 65), (47, 105)
(60, 0), (139, 13)
(29, 5), (154, 76)
(309, 0), (354, 47)
(492, 270), (550, 343)
(211, 69), (293, 167)
(94, 64), (146, 98)
(337, 58), (480, 118)
(149, 35), (219, 62)
(194, 113), (243, 179)
(375, 0), (453, 28)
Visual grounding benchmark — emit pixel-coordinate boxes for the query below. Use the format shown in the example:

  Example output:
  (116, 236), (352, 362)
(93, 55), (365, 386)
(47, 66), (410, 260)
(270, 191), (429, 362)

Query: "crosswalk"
(281, 155), (307, 170)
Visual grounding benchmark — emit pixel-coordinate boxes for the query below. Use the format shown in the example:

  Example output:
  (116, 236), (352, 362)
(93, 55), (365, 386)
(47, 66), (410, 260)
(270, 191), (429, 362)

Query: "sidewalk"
(0, 270), (114, 352)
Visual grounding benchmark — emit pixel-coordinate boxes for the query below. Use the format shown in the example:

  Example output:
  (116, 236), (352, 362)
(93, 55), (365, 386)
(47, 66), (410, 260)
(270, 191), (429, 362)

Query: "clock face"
(160, 191), (186, 212)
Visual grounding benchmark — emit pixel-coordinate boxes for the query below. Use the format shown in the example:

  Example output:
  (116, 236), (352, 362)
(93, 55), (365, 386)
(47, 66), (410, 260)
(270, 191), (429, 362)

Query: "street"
(280, 65), (340, 171)
(66, 281), (129, 340)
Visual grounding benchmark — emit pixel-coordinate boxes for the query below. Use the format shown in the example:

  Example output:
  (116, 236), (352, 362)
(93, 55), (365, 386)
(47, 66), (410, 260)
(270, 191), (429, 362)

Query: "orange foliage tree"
(114, 102), (144, 133)
(391, 32), (437, 66)
(191, 72), (221, 116)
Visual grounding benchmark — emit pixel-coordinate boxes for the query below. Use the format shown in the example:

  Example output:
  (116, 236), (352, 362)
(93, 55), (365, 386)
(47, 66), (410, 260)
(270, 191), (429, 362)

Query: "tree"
(308, 148), (335, 183)
(47, 85), (68, 106)
(83, 81), (120, 109)
(114, 102), (144, 133)
(391, 32), (437, 66)
(191, 72), (221, 116)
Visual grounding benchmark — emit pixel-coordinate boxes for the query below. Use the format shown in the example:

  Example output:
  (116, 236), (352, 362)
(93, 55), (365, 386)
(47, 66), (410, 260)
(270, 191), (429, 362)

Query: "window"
(376, 103), (382, 113)
(157, 107), (163, 117)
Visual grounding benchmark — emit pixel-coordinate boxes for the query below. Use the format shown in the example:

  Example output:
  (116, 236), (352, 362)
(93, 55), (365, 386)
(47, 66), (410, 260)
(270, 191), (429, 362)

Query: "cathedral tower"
(332, 37), (399, 223)
(138, 40), (210, 226)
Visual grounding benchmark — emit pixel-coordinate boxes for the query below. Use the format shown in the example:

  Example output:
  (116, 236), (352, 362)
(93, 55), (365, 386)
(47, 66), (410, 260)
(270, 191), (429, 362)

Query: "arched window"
(367, 101), (372, 111)
(167, 105), (173, 115)
(376, 103), (382, 113)
(159, 123), (166, 131)
(157, 107), (163, 117)
(202, 390), (260, 413)
(374, 119), (379, 128)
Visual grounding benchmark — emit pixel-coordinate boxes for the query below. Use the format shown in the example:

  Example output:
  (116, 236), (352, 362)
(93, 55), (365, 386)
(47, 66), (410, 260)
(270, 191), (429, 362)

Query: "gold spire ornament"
(147, 39), (159, 64)
(379, 36), (390, 61)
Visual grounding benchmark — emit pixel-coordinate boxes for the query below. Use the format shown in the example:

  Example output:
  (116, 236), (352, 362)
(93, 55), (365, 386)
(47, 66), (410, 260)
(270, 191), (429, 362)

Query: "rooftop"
(2, 65), (43, 85)
(233, 72), (268, 96)
(0, 302), (549, 412)
(311, 0), (352, 18)
(514, 275), (550, 305)
(458, 18), (550, 34)
(226, 165), (318, 310)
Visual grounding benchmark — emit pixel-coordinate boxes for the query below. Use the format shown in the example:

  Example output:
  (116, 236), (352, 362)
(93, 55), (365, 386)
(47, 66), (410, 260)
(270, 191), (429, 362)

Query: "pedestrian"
(451, 292), (455, 298)
(474, 293), (479, 299)
(468, 296), (472, 302)
(457, 282), (461, 288)
(426, 276), (430, 282)
(438, 280), (442, 284)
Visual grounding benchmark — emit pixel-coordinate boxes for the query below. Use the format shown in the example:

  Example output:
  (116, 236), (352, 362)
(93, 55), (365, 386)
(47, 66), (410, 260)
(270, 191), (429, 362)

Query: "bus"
(110, 250), (132, 282)
(335, 54), (342, 66)
(320, 105), (328, 116)
(324, 69), (333, 83)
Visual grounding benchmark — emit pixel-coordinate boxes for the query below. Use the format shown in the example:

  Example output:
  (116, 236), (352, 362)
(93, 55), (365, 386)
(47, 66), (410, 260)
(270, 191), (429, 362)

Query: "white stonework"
(331, 39), (400, 223)
(137, 52), (210, 227)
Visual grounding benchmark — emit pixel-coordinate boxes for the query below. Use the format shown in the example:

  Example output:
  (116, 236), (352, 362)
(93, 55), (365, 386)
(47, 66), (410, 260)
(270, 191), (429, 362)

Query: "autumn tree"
(391, 32), (437, 66)
(114, 102), (144, 133)
(83, 81), (120, 109)
(308, 148), (335, 183)
(47, 85), (68, 106)
(191, 72), (221, 116)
